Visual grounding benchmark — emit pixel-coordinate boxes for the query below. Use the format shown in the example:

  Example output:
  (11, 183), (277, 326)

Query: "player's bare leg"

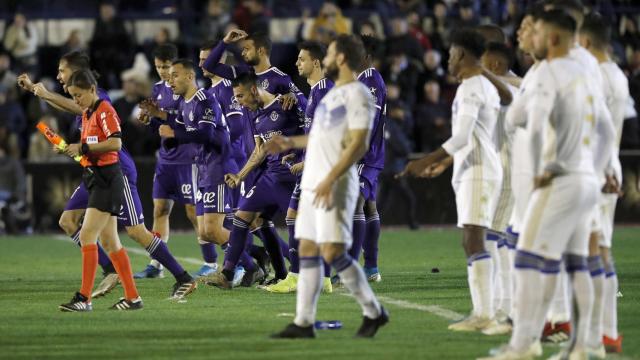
(134, 198), (174, 279)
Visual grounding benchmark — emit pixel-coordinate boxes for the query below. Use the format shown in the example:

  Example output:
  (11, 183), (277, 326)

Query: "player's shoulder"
(262, 66), (291, 80)
(97, 87), (111, 102)
(600, 62), (628, 86)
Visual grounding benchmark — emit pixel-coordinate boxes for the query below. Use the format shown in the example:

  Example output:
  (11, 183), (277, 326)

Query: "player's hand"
(140, 99), (161, 118)
(602, 174), (623, 196)
(137, 111), (151, 125)
(159, 125), (175, 138)
(534, 171), (555, 189)
(64, 143), (81, 157)
(290, 162), (304, 176)
(32, 82), (51, 99)
(223, 29), (248, 44)
(225, 173), (241, 188)
(279, 93), (298, 110)
(313, 177), (335, 209)
(419, 162), (447, 178)
(281, 153), (296, 165)
(264, 135), (293, 154)
(17, 73), (34, 92)
(396, 158), (431, 178)
(52, 145), (65, 154)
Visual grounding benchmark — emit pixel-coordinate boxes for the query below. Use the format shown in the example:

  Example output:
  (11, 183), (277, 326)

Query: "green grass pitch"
(1, 228), (638, 359)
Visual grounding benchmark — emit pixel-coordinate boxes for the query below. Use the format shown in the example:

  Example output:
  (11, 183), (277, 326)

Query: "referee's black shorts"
(82, 163), (125, 216)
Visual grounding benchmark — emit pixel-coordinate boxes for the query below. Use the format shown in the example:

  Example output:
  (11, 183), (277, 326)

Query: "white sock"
(485, 235), (501, 312)
(547, 267), (571, 324)
(570, 268), (594, 348)
(293, 257), (323, 327)
(588, 256), (605, 347)
(469, 253), (494, 318)
(335, 254), (381, 319)
(602, 271), (619, 339)
(510, 267), (545, 351)
(508, 248), (517, 319)
(150, 260), (162, 269)
(498, 244), (512, 316)
(467, 264), (479, 316)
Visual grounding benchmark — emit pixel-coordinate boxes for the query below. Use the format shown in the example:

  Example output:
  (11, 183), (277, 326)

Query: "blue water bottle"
(314, 320), (343, 330)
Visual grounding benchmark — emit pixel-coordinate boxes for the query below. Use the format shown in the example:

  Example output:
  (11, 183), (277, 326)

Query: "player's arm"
(593, 97), (615, 176)
(505, 91), (528, 131)
(237, 136), (267, 179)
(264, 134), (309, 154)
(482, 68), (513, 106)
(32, 83), (83, 115)
(64, 111), (122, 156)
(202, 31), (251, 80)
(525, 73), (556, 187)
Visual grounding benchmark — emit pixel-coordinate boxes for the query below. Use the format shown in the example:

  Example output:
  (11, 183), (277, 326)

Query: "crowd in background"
(0, 0), (639, 232)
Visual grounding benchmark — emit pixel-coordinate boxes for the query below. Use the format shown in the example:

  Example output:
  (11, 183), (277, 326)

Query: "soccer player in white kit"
(481, 9), (615, 360)
(401, 29), (503, 332)
(266, 34), (388, 339)
(578, 12), (628, 355)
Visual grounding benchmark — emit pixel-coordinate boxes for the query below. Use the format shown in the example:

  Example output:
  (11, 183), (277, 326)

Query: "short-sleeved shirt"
(81, 100), (121, 167)
(357, 68), (386, 170)
(305, 78), (334, 133)
(207, 79), (246, 166)
(152, 80), (197, 165)
(301, 81), (376, 191)
(253, 95), (305, 180)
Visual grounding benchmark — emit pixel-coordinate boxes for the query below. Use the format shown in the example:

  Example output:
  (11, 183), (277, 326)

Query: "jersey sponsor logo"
(86, 136), (99, 144)
(203, 108), (214, 121)
(203, 191), (216, 204)
(261, 79), (269, 90)
(181, 184), (192, 195)
(289, 83), (300, 93)
(270, 111), (279, 122)
(260, 130), (283, 142)
(230, 96), (242, 111)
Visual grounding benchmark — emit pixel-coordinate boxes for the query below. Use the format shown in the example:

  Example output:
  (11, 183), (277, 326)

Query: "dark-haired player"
(202, 72), (305, 289)
(135, 44), (218, 279)
(402, 29), (502, 332)
(265, 41), (334, 293)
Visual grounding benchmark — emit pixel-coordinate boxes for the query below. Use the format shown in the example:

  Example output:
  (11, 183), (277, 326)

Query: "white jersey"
(495, 83), (519, 182)
(442, 75), (502, 183)
(525, 57), (613, 177)
(300, 81), (376, 190)
(600, 61), (629, 181)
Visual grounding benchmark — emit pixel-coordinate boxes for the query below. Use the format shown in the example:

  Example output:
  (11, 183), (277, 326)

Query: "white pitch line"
(53, 235), (203, 265)
(340, 293), (465, 322)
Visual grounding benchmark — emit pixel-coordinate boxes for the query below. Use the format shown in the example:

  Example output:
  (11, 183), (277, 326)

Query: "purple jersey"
(75, 88), (138, 182)
(305, 78), (333, 133)
(152, 81), (197, 165)
(357, 67), (386, 170)
(206, 80), (246, 167)
(169, 89), (237, 187)
(253, 95), (305, 179)
(203, 41), (308, 109)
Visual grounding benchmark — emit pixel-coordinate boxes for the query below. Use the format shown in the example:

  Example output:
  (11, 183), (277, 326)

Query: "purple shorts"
(64, 175), (145, 227)
(288, 181), (302, 211)
(358, 164), (380, 201)
(152, 162), (197, 205)
(196, 184), (233, 216)
(238, 171), (295, 219)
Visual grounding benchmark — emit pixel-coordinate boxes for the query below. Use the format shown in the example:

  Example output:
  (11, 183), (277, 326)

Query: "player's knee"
(58, 212), (80, 236)
(320, 244), (346, 264)
(286, 208), (297, 219)
(364, 200), (378, 216)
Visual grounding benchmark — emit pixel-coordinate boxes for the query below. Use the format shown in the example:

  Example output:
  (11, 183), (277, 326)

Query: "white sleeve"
(525, 69), (556, 175)
(442, 84), (481, 155)
(505, 91), (528, 132)
(593, 97), (615, 175)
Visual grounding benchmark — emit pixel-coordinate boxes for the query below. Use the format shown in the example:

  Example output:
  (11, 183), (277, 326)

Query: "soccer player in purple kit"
(264, 41), (334, 294)
(135, 44), (218, 279)
(18, 51), (197, 300)
(348, 35), (387, 283)
(202, 72), (306, 289)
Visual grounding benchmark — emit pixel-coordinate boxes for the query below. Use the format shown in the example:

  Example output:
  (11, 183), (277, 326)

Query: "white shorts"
(491, 183), (514, 233)
(510, 173), (534, 233)
(453, 179), (501, 228)
(598, 193), (617, 248)
(517, 174), (599, 260)
(294, 176), (359, 247)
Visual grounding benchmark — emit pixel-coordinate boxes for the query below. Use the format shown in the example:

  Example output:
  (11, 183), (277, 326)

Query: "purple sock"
(363, 213), (381, 268)
(349, 213), (366, 261)
(286, 217), (300, 273)
(323, 260), (331, 277)
(200, 241), (218, 264)
(223, 216), (251, 272)
(71, 229), (114, 273)
(258, 225), (288, 279)
(222, 242), (256, 271)
(146, 235), (188, 281)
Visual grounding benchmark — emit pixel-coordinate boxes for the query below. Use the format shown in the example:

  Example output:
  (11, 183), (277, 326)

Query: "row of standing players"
(16, 30), (388, 308)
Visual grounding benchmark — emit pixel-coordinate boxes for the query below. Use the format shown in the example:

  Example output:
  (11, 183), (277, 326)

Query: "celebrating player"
(268, 34), (388, 339)
(401, 29), (503, 332)
(264, 41), (334, 294)
(58, 69), (141, 311)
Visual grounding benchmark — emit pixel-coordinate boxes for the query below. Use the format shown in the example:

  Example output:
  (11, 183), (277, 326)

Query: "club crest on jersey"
(173, 94), (180, 101)
(369, 87), (377, 102)
(231, 96), (242, 110)
(261, 79), (269, 90)
(157, 94), (162, 100)
(270, 111), (279, 122)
